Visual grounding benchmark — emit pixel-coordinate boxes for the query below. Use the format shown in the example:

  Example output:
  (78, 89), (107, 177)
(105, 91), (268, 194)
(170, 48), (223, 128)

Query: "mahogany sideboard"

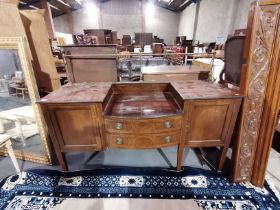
(38, 81), (242, 174)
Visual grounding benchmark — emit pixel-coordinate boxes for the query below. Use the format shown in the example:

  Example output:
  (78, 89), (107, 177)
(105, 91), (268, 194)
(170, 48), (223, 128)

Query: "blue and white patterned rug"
(0, 167), (279, 210)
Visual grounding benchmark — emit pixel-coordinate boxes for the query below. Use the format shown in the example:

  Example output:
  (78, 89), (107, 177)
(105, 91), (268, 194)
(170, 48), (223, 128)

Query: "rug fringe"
(266, 174), (280, 202)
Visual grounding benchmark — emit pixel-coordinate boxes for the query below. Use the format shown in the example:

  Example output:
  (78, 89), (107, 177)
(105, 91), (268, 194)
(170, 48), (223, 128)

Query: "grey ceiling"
(18, 0), (196, 17)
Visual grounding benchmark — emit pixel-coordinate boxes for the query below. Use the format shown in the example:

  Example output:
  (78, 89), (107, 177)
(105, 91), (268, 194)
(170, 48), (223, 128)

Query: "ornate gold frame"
(0, 37), (52, 164)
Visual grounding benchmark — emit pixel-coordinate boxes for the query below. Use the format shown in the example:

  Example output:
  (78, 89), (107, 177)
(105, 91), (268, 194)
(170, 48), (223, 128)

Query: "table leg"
(177, 143), (185, 171)
(59, 152), (68, 171)
(15, 120), (25, 145)
(15, 88), (18, 98)
(22, 89), (25, 100)
(5, 140), (21, 173)
(218, 146), (227, 171)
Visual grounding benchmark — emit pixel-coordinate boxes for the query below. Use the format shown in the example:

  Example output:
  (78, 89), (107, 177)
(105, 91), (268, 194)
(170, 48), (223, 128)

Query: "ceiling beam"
(168, 0), (174, 6)
(49, 0), (71, 12)
(50, 0), (71, 8)
(177, 0), (195, 12)
(156, 3), (177, 12)
(18, 0), (40, 9)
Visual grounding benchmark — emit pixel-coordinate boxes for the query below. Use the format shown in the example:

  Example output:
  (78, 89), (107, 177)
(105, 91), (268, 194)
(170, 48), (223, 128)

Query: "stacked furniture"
(62, 45), (118, 82)
(111, 31), (118, 44)
(152, 43), (164, 55)
(135, 33), (153, 48)
(122, 35), (131, 45)
(84, 29), (112, 44)
(117, 57), (169, 81)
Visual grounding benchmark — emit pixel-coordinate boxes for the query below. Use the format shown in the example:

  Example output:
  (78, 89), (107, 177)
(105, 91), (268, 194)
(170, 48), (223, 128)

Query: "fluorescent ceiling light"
(145, 2), (155, 16)
(29, 5), (39, 9)
(168, 0), (174, 6)
(49, 4), (60, 10)
(84, 0), (99, 17)
(56, 0), (71, 7)
(179, 0), (191, 8)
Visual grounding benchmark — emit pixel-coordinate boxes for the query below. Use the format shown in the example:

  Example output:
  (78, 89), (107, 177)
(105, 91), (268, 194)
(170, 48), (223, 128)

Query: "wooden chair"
(219, 36), (246, 87)
(0, 134), (20, 173)
(197, 36), (246, 172)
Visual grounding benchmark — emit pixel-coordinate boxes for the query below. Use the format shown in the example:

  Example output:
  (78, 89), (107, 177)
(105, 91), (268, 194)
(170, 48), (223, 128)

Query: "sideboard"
(38, 81), (242, 174)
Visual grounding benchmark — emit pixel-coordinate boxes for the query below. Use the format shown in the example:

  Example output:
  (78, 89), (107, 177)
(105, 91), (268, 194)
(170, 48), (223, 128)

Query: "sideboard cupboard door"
(183, 99), (241, 171)
(184, 99), (241, 147)
(45, 104), (102, 152)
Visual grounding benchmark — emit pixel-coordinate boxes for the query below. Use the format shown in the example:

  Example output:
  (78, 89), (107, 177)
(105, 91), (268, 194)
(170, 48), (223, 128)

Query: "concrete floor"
(0, 147), (210, 179)
(267, 148), (280, 192)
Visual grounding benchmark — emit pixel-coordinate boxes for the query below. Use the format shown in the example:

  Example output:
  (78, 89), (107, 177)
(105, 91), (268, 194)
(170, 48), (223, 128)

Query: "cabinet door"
(47, 104), (102, 152)
(184, 99), (241, 147)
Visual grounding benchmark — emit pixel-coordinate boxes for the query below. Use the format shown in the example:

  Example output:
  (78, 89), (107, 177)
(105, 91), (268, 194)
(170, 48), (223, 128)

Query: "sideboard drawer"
(104, 119), (133, 133)
(106, 132), (180, 149)
(106, 133), (134, 147)
(104, 116), (182, 134)
(154, 133), (180, 147)
(154, 117), (182, 132)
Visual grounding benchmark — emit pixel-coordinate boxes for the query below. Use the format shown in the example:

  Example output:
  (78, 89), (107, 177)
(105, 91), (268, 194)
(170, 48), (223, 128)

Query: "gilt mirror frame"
(0, 36), (52, 164)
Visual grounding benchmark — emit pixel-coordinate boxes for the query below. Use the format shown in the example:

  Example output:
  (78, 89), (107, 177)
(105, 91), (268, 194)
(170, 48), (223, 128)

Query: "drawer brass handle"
(115, 122), (123, 130)
(116, 138), (123, 145)
(164, 121), (173, 129)
(165, 136), (172, 143)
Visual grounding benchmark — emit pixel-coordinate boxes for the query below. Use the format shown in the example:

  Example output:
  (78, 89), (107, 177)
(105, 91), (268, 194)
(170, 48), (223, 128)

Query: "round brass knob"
(116, 138), (123, 145)
(164, 121), (173, 129)
(165, 136), (172, 143)
(115, 122), (123, 130)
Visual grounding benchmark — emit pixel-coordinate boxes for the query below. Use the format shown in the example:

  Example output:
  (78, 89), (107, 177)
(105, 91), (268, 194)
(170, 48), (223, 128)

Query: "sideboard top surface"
(171, 81), (242, 100)
(38, 81), (242, 104)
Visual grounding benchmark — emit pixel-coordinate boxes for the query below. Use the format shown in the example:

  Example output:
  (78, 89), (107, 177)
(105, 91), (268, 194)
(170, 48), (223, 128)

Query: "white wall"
(145, 5), (179, 45)
(235, 0), (256, 29)
(54, 0), (254, 44)
(53, 13), (72, 34)
(178, 0), (255, 43)
(177, 4), (196, 39)
(53, 0), (179, 45)
(54, 1), (99, 35)
(195, 0), (237, 42)
(100, 0), (142, 38)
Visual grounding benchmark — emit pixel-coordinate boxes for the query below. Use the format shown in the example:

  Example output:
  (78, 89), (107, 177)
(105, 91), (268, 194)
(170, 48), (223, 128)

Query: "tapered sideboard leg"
(177, 144), (184, 171)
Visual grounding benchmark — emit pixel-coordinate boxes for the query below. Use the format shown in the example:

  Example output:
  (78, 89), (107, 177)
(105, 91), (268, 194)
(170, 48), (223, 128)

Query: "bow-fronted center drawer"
(104, 116), (182, 134)
(106, 132), (180, 149)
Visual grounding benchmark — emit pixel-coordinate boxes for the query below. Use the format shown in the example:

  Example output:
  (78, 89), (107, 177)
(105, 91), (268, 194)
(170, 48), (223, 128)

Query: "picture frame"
(0, 36), (52, 164)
